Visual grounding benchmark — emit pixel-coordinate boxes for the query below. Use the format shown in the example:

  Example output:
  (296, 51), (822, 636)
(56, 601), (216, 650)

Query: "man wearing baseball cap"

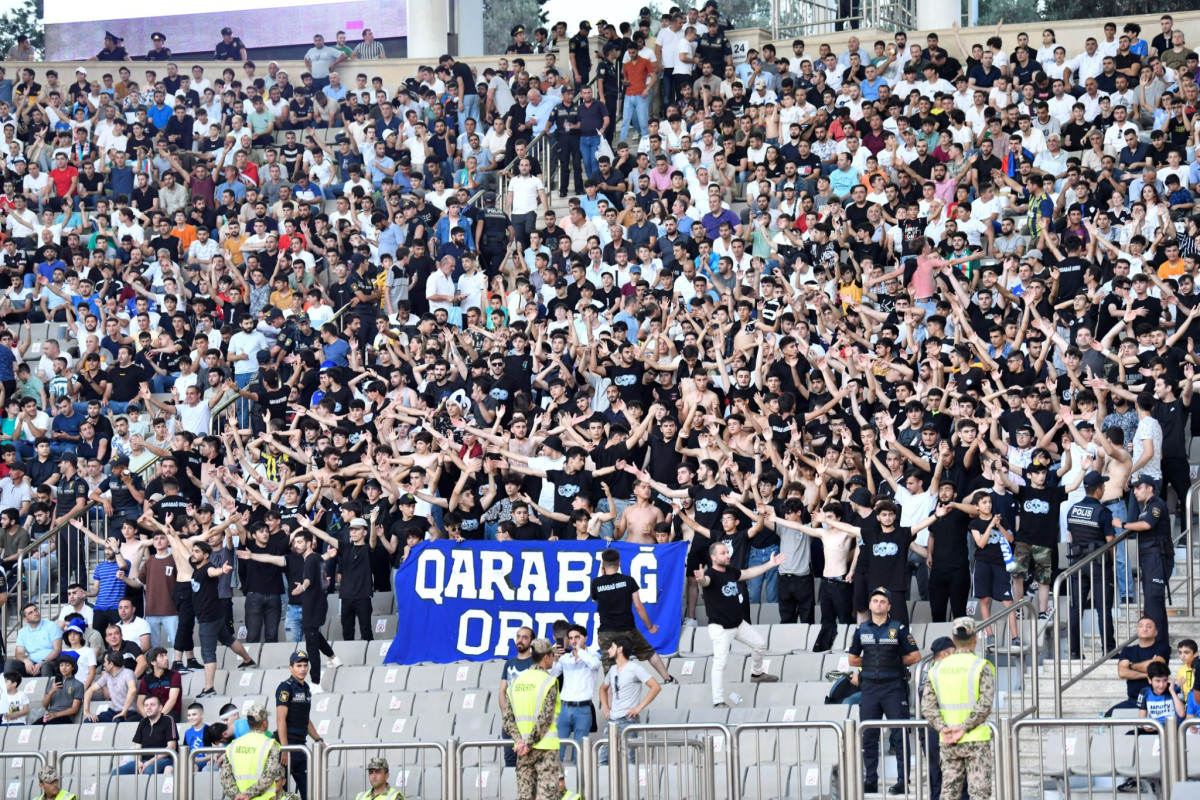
(921, 617), (996, 800)
(34, 766), (71, 800)
(502, 638), (562, 800)
(358, 757), (403, 799)
(848, 586), (920, 795)
(220, 702), (284, 800)
(1066, 471), (1117, 656)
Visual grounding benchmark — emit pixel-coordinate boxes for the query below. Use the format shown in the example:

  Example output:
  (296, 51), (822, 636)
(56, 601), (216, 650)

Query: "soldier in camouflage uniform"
(921, 617), (996, 800)
(502, 638), (563, 800)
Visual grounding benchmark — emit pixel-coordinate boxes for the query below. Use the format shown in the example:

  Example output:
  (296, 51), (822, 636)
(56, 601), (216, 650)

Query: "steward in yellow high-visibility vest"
(220, 703), (286, 800)
(502, 638), (565, 800)
(356, 756), (406, 800)
(34, 766), (76, 800)
(920, 617), (996, 800)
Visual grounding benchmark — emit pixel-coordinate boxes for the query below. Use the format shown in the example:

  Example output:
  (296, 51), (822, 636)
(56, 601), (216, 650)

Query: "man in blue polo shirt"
(4, 602), (62, 677)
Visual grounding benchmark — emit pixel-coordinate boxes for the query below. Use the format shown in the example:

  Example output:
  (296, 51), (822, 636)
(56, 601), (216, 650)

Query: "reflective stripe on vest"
(226, 731), (279, 800)
(928, 652), (992, 743)
(508, 667), (561, 750)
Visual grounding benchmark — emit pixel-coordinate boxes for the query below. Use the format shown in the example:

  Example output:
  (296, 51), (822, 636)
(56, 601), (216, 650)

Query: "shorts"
(597, 628), (657, 672)
(973, 560), (1014, 602)
(686, 543), (710, 573)
(1014, 542), (1053, 584)
(198, 619), (235, 664)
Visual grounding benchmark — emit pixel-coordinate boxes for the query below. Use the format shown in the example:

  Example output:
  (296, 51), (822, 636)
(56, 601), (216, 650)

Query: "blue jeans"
(597, 497), (631, 540)
(580, 136), (601, 181)
(620, 94), (649, 141)
(152, 372), (179, 393)
(234, 370), (257, 428)
(459, 93), (480, 131)
(285, 603), (303, 644)
(23, 554), (56, 595)
(113, 756), (172, 775)
(746, 544), (780, 603)
(106, 400), (132, 415)
(1109, 499), (1133, 600)
(557, 703), (593, 761)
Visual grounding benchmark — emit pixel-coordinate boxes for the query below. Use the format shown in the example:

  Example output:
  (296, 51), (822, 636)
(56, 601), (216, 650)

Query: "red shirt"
(623, 57), (654, 96)
(49, 165), (78, 197)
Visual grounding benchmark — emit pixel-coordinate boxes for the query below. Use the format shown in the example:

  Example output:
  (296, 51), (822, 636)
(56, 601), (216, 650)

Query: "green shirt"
(246, 108), (275, 135)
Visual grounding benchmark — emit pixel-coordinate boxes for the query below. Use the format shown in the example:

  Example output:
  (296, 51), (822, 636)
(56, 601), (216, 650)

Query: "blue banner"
(385, 540), (688, 665)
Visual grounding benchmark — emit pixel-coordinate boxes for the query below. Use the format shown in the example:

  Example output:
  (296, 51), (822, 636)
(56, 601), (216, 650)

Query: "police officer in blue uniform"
(275, 650), (325, 800)
(1114, 476), (1172, 646)
(848, 587), (921, 795)
(1067, 471), (1116, 657)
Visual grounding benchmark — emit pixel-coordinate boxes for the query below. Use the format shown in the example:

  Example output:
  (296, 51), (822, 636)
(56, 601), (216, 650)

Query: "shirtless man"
(615, 480), (665, 544)
(1097, 425), (1134, 601)
(784, 506), (859, 651)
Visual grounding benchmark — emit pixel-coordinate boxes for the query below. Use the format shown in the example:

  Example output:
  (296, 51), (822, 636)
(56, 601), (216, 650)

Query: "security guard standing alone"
(921, 617), (996, 800)
(694, 16), (733, 74)
(1067, 471), (1117, 657)
(594, 44), (621, 144)
(33, 766), (76, 800)
(357, 757), (405, 800)
(275, 651), (325, 800)
(568, 21), (593, 87)
(502, 638), (564, 800)
(1114, 476), (1172, 646)
(475, 191), (513, 278)
(507, 26), (534, 55)
(848, 587), (920, 795)
(549, 85), (584, 197)
(221, 702), (285, 800)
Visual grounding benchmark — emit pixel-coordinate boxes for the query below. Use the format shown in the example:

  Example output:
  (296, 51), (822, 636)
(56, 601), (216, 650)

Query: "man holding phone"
(549, 623), (601, 761)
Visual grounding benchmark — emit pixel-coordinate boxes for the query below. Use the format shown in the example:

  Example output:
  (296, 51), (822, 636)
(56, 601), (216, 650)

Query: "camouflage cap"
(951, 617), (977, 641)
(38, 766), (60, 783)
(367, 757), (390, 772)
(245, 703), (269, 722)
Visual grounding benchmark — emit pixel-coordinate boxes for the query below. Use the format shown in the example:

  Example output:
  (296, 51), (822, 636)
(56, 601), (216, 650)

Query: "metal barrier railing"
(1049, 530), (1141, 717)
(455, 738), (584, 800)
(773, 0), (915, 38)
(0, 750), (49, 799)
(1009, 717), (1176, 800)
(186, 743), (313, 800)
(854, 717), (1003, 800)
(57, 747), (179, 797)
(11, 499), (102, 643)
(611, 722), (734, 800)
(1178, 718), (1200, 782)
(1182, 477), (1200, 616)
(323, 740), (450, 800)
(735, 719), (849, 800)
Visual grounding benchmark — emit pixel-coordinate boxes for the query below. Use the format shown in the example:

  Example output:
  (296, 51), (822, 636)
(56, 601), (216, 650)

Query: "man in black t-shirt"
(190, 540), (253, 698)
(590, 549), (672, 681)
(1105, 616), (1171, 715)
(695, 541), (783, 708)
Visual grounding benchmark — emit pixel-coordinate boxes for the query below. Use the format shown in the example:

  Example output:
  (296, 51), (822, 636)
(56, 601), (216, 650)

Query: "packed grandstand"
(0, 7), (1199, 800)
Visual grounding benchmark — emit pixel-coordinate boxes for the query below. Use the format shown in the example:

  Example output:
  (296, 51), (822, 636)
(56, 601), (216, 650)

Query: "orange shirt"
(623, 57), (654, 96)
(1158, 258), (1185, 280)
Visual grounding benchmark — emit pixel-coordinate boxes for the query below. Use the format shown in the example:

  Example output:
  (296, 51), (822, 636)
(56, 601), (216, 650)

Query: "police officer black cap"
(151, 32), (166, 42)
(483, 190), (497, 203)
(706, 15), (720, 25)
(870, 586), (891, 600)
(579, 21), (592, 30)
(511, 25), (526, 37)
(1131, 475), (1155, 489)
(1082, 471), (1108, 490)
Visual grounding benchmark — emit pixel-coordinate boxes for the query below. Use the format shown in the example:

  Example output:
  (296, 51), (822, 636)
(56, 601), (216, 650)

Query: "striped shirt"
(353, 40), (386, 60)
(93, 560), (127, 610)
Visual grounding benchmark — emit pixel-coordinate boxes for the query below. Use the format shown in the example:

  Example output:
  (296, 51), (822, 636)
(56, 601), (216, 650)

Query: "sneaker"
(683, 618), (698, 627)
(750, 672), (779, 683)
(1037, 612), (1050, 622)
(984, 635), (996, 651)
(238, 659), (257, 670)
(1119, 596), (1135, 604)
(186, 658), (204, 671)
(310, 681), (324, 695)
(1117, 777), (1140, 793)
(326, 656), (343, 669)
(171, 660), (188, 673)
(713, 701), (730, 708)
(196, 688), (216, 698)
(1009, 637), (1023, 649)
(888, 782), (907, 795)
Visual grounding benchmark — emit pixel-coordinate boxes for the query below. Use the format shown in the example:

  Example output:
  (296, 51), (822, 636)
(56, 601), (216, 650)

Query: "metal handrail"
(455, 738), (583, 799)
(1010, 716), (1177, 800)
(1049, 527), (1139, 717)
(734, 720), (848, 800)
(613, 721), (735, 800)
(321, 740), (451, 800)
(1182, 477), (1200, 615)
(10, 499), (100, 643)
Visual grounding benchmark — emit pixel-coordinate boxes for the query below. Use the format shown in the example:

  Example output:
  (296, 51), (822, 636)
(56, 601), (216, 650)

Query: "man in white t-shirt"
(116, 598), (152, 652)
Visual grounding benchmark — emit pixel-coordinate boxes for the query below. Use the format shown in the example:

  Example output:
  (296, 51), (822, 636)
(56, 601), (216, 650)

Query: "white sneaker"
(326, 656), (343, 669)
(310, 681), (325, 695)
(683, 618), (698, 628)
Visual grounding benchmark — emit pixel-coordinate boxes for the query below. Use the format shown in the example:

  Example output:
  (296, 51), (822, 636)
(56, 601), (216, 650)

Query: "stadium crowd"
(0, 5), (1196, 798)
